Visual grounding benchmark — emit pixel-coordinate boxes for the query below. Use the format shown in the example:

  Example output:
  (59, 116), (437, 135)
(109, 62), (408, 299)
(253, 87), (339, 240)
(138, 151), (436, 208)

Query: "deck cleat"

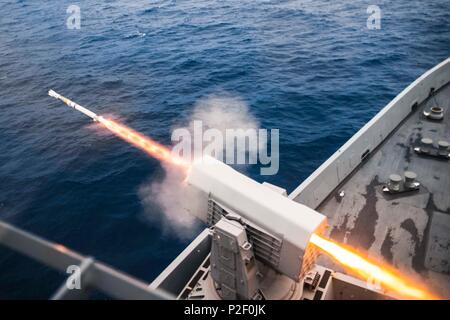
(386, 174), (402, 192)
(438, 140), (450, 157)
(404, 171), (420, 190)
(414, 138), (450, 160)
(383, 172), (420, 194)
(419, 138), (433, 154)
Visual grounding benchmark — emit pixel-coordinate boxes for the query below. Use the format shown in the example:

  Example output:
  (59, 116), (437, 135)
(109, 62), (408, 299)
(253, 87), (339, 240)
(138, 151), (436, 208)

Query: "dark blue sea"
(0, 0), (449, 298)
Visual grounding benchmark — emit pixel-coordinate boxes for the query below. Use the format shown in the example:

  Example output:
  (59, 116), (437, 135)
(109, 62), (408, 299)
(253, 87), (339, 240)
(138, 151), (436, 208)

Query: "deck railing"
(0, 220), (174, 300)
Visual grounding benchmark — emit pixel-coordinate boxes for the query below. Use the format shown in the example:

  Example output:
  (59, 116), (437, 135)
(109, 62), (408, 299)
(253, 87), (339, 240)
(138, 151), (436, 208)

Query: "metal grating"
(207, 199), (282, 270)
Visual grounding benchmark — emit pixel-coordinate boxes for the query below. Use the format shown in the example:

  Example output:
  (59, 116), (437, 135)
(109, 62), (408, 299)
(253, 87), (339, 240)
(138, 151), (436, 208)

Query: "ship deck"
(316, 82), (450, 298)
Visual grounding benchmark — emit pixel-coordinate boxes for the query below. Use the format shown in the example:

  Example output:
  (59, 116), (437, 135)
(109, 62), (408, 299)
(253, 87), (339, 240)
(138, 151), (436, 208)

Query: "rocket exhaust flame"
(98, 117), (189, 168)
(310, 233), (438, 300)
(48, 90), (189, 169)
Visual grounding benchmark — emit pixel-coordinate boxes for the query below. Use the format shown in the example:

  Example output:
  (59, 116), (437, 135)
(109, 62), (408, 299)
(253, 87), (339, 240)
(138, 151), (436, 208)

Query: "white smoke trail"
(139, 94), (259, 238)
(138, 163), (200, 239)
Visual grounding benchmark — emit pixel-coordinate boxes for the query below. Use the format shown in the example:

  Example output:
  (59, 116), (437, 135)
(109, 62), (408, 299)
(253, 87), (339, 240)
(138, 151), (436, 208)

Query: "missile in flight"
(48, 89), (100, 121)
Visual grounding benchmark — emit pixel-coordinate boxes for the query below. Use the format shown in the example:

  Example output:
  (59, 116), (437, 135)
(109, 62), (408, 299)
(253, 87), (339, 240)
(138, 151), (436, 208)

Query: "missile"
(48, 89), (99, 121)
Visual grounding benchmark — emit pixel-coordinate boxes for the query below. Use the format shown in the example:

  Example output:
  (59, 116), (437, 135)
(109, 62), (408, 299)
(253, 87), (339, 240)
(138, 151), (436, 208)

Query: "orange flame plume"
(309, 233), (439, 300)
(97, 117), (189, 169)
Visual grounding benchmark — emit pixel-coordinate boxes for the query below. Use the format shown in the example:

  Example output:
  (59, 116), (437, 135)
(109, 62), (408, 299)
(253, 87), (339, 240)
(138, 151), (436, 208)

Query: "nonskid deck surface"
(316, 83), (450, 298)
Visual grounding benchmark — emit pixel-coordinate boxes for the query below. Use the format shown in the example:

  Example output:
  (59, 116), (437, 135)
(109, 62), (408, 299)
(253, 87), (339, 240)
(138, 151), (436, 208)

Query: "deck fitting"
(423, 106), (444, 120)
(414, 138), (450, 160)
(421, 138), (433, 153)
(387, 174), (402, 192)
(438, 140), (450, 155)
(404, 171), (419, 190)
(383, 171), (420, 194)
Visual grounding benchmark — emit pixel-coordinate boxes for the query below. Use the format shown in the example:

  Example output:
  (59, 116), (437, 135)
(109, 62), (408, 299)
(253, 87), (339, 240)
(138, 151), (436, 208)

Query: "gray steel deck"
(316, 83), (450, 298)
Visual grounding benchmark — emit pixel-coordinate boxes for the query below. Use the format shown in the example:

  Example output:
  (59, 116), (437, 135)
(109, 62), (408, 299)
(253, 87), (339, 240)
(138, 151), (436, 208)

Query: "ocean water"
(0, 0), (449, 299)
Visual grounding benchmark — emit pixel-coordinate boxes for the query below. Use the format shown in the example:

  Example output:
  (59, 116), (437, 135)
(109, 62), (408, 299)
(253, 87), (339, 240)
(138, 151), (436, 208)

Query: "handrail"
(0, 220), (174, 300)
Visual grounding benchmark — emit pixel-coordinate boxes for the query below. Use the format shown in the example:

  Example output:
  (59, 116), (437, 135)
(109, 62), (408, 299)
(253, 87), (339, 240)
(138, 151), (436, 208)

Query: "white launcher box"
(185, 156), (327, 281)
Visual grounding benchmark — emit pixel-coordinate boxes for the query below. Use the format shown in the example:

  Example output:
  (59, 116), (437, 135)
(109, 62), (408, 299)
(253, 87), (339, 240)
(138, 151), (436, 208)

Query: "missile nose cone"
(48, 89), (58, 98)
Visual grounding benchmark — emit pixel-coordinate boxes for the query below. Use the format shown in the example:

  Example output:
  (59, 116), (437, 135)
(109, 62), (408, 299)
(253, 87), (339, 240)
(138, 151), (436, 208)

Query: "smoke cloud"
(190, 94), (259, 141)
(138, 162), (200, 239)
(139, 94), (260, 239)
